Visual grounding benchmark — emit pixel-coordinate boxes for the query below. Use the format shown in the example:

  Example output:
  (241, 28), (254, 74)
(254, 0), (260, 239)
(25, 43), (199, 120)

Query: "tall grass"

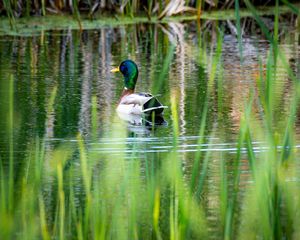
(0, 3), (300, 240)
(2, 0), (15, 28)
(0, 0), (295, 22)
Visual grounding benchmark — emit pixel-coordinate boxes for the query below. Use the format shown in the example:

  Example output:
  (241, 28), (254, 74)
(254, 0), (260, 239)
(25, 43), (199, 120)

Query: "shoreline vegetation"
(1, 0), (299, 19)
(0, 1), (299, 35)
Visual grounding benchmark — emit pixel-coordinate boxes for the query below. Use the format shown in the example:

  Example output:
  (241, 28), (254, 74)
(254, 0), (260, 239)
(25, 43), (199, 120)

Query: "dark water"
(0, 19), (300, 237)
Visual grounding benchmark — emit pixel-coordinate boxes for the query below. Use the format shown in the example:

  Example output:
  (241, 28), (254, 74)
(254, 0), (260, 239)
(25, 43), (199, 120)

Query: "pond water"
(0, 18), (300, 238)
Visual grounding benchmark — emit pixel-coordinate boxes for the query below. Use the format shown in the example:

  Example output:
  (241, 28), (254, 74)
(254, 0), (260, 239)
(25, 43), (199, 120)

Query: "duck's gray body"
(117, 93), (167, 115)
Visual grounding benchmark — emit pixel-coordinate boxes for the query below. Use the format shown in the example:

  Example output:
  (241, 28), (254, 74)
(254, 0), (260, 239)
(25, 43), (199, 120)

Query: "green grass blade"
(235, 0), (243, 60)
(8, 75), (14, 213)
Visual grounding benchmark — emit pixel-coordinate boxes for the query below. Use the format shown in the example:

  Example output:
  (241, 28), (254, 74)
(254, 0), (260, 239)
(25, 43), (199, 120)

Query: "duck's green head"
(111, 60), (138, 90)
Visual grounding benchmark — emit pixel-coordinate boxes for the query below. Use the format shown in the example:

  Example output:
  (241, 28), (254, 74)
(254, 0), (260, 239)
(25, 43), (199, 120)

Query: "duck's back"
(118, 93), (167, 115)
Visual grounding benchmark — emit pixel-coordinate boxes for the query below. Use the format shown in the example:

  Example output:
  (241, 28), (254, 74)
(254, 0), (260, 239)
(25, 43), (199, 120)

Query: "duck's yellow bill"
(110, 67), (120, 73)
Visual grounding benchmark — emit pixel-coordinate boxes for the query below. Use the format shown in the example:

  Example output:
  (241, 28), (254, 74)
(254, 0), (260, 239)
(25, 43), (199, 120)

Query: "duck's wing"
(117, 102), (143, 115)
(117, 93), (151, 115)
(119, 93), (167, 115)
(134, 93), (167, 115)
(120, 93), (153, 105)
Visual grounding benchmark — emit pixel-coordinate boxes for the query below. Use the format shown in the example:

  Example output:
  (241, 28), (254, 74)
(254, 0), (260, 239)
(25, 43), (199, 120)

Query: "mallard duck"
(111, 60), (167, 116)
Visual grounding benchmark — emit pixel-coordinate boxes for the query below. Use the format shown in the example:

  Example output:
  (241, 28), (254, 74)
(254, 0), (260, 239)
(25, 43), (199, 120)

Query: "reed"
(0, 0), (295, 21)
(2, 0), (15, 28)
(8, 75), (14, 214)
(196, 0), (203, 18)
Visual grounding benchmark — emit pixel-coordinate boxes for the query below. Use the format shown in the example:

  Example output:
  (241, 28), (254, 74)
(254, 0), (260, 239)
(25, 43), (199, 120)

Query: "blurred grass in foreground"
(1, 3), (300, 240)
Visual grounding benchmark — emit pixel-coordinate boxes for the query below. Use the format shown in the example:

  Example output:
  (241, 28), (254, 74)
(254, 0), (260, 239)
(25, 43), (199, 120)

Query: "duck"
(111, 59), (167, 116)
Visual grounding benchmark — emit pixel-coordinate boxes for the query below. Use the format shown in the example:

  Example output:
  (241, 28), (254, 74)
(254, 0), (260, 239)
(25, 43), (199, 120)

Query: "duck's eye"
(120, 65), (127, 74)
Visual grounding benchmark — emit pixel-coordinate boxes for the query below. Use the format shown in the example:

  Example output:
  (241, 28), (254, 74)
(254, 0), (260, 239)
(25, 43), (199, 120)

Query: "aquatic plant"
(0, 0), (298, 21)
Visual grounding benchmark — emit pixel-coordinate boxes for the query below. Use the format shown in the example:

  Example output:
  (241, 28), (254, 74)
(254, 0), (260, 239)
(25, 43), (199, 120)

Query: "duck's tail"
(142, 97), (168, 115)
